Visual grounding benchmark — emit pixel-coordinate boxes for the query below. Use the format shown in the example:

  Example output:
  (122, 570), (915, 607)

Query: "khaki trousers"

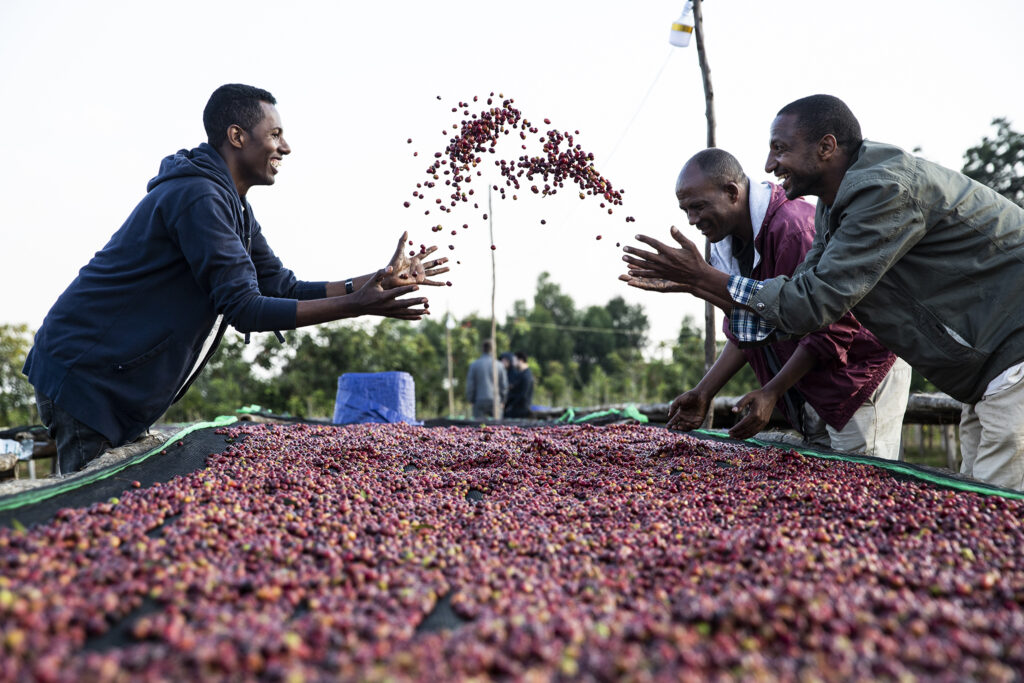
(960, 375), (1024, 491)
(822, 357), (912, 460)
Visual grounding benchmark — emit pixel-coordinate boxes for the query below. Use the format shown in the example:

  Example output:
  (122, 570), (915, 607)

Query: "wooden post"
(445, 314), (455, 417)
(943, 424), (958, 471)
(693, 0), (717, 427)
(489, 187), (500, 420)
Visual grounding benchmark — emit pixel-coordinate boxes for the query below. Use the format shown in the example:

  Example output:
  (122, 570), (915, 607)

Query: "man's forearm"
(686, 267), (743, 314)
(760, 345), (817, 398)
(295, 296), (363, 327)
(324, 274), (376, 298)
(694, 341), (748, 397)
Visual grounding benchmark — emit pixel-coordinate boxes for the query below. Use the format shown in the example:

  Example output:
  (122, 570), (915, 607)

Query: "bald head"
(677, 148), (748, 194)
(675, 148), (752, 244)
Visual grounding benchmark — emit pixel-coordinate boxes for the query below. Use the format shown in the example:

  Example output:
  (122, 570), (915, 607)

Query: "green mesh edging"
(0, 415), (238, 512)
(555, 405), (649, 424)
(692, 428), (1024, 502)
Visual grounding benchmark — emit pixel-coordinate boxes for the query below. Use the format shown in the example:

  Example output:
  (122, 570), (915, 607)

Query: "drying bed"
(1, 422), (1022, 681)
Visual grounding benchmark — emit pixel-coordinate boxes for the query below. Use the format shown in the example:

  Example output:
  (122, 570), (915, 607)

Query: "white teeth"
(270, 159), (281, 168)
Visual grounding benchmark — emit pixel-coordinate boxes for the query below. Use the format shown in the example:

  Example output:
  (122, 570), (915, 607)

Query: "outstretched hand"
(618, 274), (688, 294)
(384, 231), (450, 289)
(351, 267), (430, 320)
(727, 388), (779, 440)
(621, 226), (707, 288)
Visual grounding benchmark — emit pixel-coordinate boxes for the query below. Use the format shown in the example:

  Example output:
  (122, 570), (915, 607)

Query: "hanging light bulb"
(669, 1), (695, 47)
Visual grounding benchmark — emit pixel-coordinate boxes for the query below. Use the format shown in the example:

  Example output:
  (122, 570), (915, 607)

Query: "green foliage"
(0, 324), (35, 428)
(163, 332), (271, 423)
(963, 117), (1024, 207)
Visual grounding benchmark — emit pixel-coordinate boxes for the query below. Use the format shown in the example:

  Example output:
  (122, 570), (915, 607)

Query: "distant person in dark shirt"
(505, 351), (535, 418)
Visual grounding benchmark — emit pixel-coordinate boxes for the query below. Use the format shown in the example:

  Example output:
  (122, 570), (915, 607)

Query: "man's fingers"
(732, 394), (753, 414)
(420, 255), (449, 272)
(419, 278), (448, 287)
(620, 273), (664, 289)
(621, 276), (656, 291)
(633, 234), (675, 253)
(383, 284), (419, 299)
(390, 231), (410, 262)
(667, 416), (696, 432)
(625, 279), (662, 292)
(424, 265), (450, 277)
(369, 267), (389, 285)
(622, 254), (663, 270)
(621, 245), (661, 261)
(627, 268), (668, 280)
(417, 244), (439, 258)
(729, 409), (768, 440)
(669, 225), (696, 247)
(728, 416), (758, 440)
(387, 301), (430, 319)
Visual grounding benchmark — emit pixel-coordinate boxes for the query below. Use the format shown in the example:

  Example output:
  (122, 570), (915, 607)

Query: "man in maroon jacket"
(622, 148), (910, 458)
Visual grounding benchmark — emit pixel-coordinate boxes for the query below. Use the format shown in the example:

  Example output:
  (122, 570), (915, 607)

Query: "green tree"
(540, 360), (570, 407)
(523, 273), (578, 371)
(963, 117), (1024, 207)
(0, 324), (35, 428)
(575, 296), (648, 385)
(604, 296), (648, 355)
(575, 305), (615, 384)
(667, 316), (759, 400)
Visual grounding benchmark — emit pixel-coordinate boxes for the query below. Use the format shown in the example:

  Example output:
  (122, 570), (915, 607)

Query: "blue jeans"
(34, 390), (111, 475)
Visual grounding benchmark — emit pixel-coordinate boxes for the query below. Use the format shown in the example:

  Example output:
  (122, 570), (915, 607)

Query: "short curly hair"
(203, 84), (277, 148)
(777, 94), (863, 152)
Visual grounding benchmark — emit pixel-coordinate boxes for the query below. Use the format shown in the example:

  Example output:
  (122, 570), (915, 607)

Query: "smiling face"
(764, 113), (826, 201)
(233, 101), (290, 195)
(675, 164), (747, 244)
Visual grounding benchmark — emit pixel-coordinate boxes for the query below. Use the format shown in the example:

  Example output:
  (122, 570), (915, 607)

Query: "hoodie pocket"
(113, 335), (174, 372)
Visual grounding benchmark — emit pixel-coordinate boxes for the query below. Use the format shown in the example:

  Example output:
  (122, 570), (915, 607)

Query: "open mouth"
(270, 159), (282, 171)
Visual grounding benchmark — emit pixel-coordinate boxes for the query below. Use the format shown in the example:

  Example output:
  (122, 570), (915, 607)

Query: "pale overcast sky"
(2, 0), (1022, 351)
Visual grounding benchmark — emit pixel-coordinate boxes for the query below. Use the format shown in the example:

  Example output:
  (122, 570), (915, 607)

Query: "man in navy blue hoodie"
(24, 84), (446, 474)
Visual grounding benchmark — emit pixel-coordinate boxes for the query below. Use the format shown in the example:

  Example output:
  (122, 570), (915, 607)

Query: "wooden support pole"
(943, 424), (959, 472)
(489, 187), (500, 420)
(693, 0), (717, 428)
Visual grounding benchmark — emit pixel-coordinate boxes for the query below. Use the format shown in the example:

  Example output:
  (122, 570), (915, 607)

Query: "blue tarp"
(333, 372), (421, 425)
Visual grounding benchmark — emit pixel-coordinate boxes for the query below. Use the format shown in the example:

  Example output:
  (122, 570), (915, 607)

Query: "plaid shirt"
(727, 275), (775, 343)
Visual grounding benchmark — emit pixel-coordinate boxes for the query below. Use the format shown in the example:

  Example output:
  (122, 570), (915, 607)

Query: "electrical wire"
(602, 47), (676, 168)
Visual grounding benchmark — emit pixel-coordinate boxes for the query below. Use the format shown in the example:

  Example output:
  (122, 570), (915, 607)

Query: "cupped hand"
(353, 267), (431, 320)
(727, 388), (778, 440)
(621, 227), (707, 286)
(666, 390), (710, 431)
(384, 231), (450, 289)
(618, 273), (689, 294)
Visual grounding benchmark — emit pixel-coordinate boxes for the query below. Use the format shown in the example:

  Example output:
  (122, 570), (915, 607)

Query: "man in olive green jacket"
(622, 94), (1024, 491)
